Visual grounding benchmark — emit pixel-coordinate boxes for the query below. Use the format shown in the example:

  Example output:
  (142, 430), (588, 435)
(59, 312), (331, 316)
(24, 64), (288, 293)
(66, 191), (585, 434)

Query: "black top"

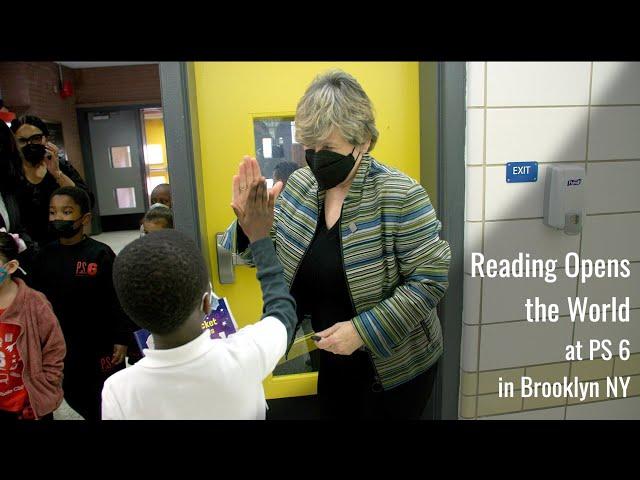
(0, 190), (22, 233)
(31, 237), (134, 367)
(290, 208), (356, 333)
(0, 191), (37, 282)
(14, 159), (94, 246)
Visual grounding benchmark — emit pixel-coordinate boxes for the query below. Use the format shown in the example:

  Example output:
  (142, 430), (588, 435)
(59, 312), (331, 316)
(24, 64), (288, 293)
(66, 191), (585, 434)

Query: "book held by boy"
(133, 297), (238, 354)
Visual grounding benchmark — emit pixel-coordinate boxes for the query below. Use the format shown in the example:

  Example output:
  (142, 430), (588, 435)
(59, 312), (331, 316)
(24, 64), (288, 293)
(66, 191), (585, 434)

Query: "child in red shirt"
(0, 230), (66, 420)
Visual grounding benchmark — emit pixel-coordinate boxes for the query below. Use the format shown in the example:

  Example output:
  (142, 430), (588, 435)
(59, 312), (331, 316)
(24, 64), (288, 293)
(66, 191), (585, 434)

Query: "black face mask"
(49, 219), (83, 239)
(305, 147), (358, 191)
(21, 144), (46, 166)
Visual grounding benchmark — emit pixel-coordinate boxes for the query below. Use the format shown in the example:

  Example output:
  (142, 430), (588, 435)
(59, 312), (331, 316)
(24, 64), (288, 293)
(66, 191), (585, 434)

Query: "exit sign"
(506, 162), (538, 183)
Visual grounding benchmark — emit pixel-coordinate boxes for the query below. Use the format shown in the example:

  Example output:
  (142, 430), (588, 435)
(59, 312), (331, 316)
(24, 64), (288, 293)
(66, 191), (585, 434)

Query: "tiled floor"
(53, 230), (139, 420)
(91, 229), (140, 255)
(53, 398), (84, 420)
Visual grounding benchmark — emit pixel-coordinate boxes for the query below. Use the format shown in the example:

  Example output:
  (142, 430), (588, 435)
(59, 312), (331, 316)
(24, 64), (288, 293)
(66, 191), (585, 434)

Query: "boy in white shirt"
(102, 178), (295, 419)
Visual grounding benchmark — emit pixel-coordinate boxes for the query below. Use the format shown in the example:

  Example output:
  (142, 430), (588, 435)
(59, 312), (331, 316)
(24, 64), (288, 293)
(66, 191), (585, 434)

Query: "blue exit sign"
(506, 162), (538, 183)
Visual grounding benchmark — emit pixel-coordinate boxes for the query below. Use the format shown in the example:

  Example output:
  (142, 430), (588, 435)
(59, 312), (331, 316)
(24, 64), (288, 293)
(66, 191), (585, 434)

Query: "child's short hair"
(0, 232), (19, 262)
(143, 205), (174, 229)
(113, 230), (208, 335)
(50, 186), (91, 214)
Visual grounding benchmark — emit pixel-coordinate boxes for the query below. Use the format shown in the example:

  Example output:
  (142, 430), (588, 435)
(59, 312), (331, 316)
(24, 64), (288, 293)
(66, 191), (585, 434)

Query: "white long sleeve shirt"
(101, 316), (287, 420)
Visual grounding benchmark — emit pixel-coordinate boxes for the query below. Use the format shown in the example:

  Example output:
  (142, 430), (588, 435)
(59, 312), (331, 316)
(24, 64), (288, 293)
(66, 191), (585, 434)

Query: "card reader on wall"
(543, 165), (586, 235)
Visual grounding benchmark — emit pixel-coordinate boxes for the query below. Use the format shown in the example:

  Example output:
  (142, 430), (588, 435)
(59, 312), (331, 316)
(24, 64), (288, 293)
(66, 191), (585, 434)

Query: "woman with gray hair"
(222, 69), (451, 419)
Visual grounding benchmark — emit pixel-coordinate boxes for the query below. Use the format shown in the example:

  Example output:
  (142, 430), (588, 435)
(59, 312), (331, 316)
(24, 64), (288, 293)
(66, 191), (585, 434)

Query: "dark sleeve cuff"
(236, 222), (250, 253)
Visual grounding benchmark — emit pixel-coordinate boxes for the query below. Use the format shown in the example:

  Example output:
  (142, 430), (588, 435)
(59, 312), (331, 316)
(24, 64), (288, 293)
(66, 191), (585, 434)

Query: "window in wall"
(110, 146), (132, 169)
(253, 116), (305, 183)
(115, 187), (136, 209)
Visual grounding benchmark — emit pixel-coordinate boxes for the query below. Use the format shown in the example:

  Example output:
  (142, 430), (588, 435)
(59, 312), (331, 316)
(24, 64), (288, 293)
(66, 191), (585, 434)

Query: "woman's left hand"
(44, 142), (60, 176)
(315, 321), (364, 355)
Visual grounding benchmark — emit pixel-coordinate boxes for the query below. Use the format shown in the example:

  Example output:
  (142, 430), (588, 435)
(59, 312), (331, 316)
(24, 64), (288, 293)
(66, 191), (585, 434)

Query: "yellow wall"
(192, 62), (420, 397)
(144, 118), (168, 168)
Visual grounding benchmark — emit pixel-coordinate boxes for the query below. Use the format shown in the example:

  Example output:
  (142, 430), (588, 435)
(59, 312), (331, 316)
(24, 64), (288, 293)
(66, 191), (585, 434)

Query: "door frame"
(159, 62), (466, 419)
(423, 62), (466, 420)
(158, 62), (211, 276)
(77, 103), (160, 235)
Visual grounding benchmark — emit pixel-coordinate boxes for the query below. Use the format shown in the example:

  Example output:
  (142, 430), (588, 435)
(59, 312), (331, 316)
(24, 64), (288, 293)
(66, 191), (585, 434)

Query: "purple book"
(133, 297), (238, 355)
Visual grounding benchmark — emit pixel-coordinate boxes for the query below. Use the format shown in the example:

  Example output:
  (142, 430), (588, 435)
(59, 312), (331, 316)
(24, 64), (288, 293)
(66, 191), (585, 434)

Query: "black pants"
(63, 378), (102, 421)
(316, 349), (437, 420)
(63, 351), (125, 421)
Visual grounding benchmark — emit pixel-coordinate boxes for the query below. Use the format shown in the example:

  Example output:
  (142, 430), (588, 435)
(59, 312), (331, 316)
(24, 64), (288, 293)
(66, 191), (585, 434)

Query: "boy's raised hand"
(231, 157), (283, 228)
(232, 176), (282, 243)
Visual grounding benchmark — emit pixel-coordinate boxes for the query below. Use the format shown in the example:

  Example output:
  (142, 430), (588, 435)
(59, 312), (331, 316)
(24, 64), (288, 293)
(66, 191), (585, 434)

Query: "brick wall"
(74, 64), (161, 106)
(0, 62), (162, 180)
(0, 61), (84, 176)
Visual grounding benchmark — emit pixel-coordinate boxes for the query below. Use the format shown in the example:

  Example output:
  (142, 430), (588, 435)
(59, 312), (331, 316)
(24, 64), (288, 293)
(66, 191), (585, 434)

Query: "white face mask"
(201, 282), (219, 314)
(150, 203), (169, 210)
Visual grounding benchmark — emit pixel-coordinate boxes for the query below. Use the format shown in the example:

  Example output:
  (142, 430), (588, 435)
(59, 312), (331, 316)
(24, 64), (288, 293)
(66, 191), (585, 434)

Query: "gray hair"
(295, 69), (378, 151)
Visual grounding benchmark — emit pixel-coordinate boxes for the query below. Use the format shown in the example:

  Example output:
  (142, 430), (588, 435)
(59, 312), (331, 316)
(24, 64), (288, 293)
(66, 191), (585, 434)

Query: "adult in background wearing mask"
(221, 70), (451, 419)
(10, 115), (94, 247)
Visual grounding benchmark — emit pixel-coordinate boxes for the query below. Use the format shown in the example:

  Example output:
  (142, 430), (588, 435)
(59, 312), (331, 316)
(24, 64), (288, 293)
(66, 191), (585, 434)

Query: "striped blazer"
(221, 154), (451, 389)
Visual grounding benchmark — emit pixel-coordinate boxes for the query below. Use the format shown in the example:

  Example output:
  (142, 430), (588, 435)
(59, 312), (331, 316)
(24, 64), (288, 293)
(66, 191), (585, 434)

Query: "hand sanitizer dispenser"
(543, 165), (586, 235)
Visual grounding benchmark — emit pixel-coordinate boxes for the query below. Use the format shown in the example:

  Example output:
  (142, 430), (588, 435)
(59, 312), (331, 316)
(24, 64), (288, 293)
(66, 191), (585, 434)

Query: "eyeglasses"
(15, 133), (45, 146)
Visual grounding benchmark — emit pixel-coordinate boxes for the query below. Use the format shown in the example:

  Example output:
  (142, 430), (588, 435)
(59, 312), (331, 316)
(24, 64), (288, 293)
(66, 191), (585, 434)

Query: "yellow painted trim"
(264, 372), (318, 399)
(250, 111), (296, 119)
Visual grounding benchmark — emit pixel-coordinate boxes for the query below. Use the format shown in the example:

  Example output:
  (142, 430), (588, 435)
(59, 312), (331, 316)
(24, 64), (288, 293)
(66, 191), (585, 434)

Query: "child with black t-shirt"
(32, 187), (134, 420)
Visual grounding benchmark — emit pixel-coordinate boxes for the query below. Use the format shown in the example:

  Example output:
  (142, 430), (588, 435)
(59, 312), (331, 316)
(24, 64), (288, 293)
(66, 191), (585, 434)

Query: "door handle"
(215, 232), (248, 284)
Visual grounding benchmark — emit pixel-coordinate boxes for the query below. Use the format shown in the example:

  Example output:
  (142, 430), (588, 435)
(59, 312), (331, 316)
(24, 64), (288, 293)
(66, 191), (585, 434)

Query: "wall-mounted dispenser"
(543, 165), (586, 235)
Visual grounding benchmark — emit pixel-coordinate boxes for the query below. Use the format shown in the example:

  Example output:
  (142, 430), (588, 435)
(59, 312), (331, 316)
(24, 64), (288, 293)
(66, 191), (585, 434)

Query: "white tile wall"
(591, 62), (640, 105)
(461, 324), (480, 372)
(466, 167), (484, 221)
(573, 309), (640, 355)
(462, 62), (640, 420)
(577, 263), (640, 308)
(464, 222), (483, 274)
(582, 213), (640, 261)
(486, 62), (591, 107)
(464, 274), (481, 325)
(466, 109), (484, 165)
(484, 219), (580, 267)
(479, 318), (573, 370)
(479, 407), (565, 420)
(467, 62), (485, 107)
(566, 397), (640, 420)
(486, 107), (588, 164)
(485, 164), (555, 220)
(588, 107), (640, 160)
(586, 161), (640, 214)
(482, 271), (577, 323)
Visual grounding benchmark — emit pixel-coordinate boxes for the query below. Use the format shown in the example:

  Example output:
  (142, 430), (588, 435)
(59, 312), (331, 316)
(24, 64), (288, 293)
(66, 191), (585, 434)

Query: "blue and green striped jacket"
(221, 154), (451, 389)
